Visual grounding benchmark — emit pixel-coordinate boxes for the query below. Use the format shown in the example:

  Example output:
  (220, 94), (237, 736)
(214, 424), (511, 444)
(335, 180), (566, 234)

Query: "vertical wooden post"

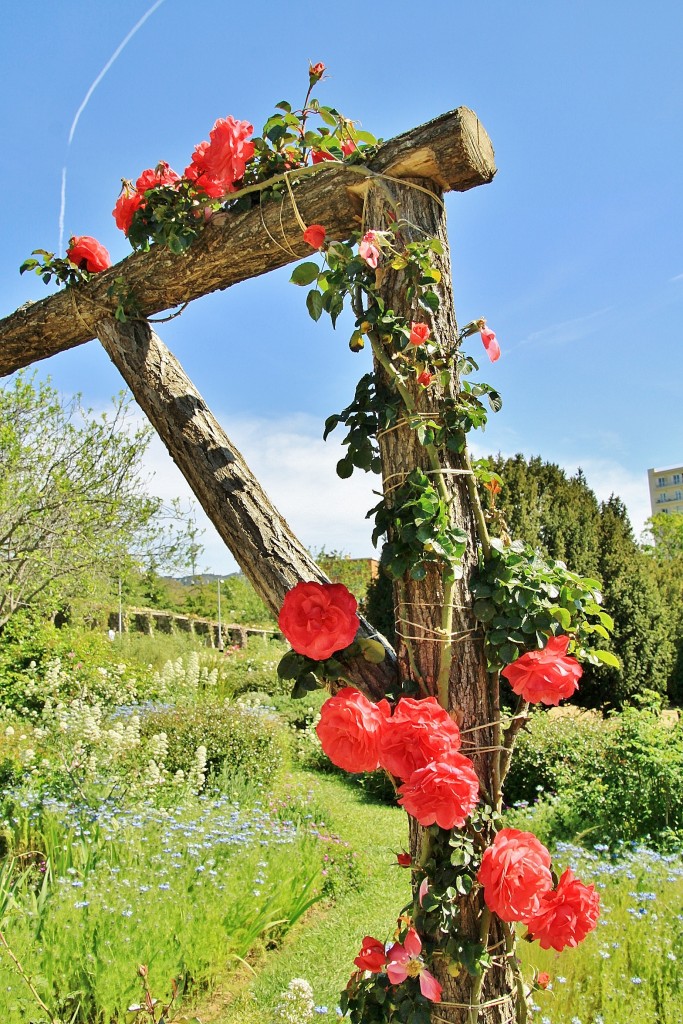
(366, 180), (514, 1024)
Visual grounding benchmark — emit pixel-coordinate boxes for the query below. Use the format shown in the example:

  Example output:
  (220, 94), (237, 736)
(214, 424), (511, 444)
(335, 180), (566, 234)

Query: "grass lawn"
(198, 769), (411, 1023)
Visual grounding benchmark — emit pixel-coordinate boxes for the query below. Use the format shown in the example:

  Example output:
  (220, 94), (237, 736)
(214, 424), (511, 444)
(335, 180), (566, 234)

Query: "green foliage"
(503, 710), (609, 807)
(371, 468), (468, 581)
(0, 614), (147, 715)
(484, 455), (675, 706)
(505, 705), (683, 847)
(141, 699), (290, 787)
(19, 248), (93, 287)
(471, 539), (614, 673)
(0, 373), (201, 628)
(316, 549), (377, 603)
(643, 512), (683, 702)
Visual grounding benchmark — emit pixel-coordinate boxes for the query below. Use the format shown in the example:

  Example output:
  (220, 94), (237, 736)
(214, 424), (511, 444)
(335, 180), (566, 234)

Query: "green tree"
(484, 455), (673, 706)
(0, 372), (202, 627)
(642, 512), (683, 701)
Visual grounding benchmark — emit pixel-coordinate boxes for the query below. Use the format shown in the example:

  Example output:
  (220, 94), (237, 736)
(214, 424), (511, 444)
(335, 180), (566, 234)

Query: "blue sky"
(1, 1), (681, 573)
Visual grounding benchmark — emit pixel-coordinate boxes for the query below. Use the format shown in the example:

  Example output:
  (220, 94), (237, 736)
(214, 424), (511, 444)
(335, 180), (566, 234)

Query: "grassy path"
(199, 770), (410, 1023)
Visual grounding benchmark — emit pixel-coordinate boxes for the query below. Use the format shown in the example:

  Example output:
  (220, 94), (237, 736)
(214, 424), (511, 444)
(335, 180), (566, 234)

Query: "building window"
(676, 491), (682, 501)
(657, 477), (667, 486)
(674, 474), (681, 485)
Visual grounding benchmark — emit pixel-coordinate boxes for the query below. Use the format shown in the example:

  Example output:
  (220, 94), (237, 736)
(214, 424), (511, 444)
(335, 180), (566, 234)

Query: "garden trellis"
(0, 92), (607, 1024)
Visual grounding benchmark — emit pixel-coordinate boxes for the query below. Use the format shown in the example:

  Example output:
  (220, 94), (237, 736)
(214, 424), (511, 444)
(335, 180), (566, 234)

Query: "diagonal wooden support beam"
(96, 316), (397, 699)
(0, 107), (494, 376)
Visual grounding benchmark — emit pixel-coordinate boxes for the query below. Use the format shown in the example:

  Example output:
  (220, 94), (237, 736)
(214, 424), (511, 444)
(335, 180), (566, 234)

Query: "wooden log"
(0, 107), (494, 377)
(96, 317), (397, 700)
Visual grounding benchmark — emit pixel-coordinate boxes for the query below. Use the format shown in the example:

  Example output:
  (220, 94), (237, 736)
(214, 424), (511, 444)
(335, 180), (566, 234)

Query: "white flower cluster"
(153, 651), (218, 701)
(271, 978), (315, 1024)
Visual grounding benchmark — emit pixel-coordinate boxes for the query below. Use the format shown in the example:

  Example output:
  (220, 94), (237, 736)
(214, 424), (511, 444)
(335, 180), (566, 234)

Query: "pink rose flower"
(477, 828), (553, 923)
(501, 635), (582, 705)
(342, 139), (357, 156)
(316, 687), (390, 773)
(359, 231), (380, 269)
(397, 756), (479, 829)
(386, 928), (442, 1002)
(135, 161), (180, 193)
(278, 581), (359, 661)
(112, 188), (143, 236)
(186, 117), (254, 196)
(525, 868), (600, 951)
(480, 324), (501, 362)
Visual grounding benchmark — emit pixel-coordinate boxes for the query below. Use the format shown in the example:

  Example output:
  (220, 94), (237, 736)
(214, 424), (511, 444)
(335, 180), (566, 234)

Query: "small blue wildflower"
(631, 977), (643, 985)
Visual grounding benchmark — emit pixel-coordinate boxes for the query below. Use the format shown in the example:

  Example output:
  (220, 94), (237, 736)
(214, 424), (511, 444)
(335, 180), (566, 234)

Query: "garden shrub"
(503, 709), (608, 806)
(141, 698), (290, 788)
(504, 705), (683, 848)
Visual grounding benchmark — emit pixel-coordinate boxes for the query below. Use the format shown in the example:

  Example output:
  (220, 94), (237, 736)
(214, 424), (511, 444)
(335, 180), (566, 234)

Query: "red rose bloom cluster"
(307, 668), (478, 828)
(477, 828), (552, 922)
(502, 635), (582, 705)
(113, 117), (255, 234)
(477, 829), (599, 950)
(278, 581), (359, 660)
(397, 757), (479, 830)
(185, 115), (255, 197)
(66, 236), (111, 274)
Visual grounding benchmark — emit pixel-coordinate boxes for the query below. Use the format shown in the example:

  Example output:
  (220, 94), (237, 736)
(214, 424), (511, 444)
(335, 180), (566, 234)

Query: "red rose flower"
(278, 581), (359, 660)
(480, 324), (501, 362)
(397, 756), (479, 829)
(311, 149), (336, 164)
(201, 116), (255, 191)
(501, 635), (582, 705)
(409, 322), (431, 346)
(396, 852), (412, 867)
(477, 828), (553, 923)
(536, 972), (551, 990)
(525, 868), (600, 951)
(417, 371), (433, 387)
(112, 187), (143, 236)
(309, 61), (326, 81)
(66, 236), (111, 274)
(342, 139), (357, 157)
(379, 697), (461, 781)
(353, 935), (386, 973)
(316, 687), (390, 772)
(303, 224), (326, 249)
(184, 141), (226, 198)
(135, 161), (180, 193)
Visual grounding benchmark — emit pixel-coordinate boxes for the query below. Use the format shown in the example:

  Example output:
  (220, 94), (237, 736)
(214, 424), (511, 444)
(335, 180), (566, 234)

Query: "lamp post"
(118, 576), (123, 637)
(217, 578), (223, 651)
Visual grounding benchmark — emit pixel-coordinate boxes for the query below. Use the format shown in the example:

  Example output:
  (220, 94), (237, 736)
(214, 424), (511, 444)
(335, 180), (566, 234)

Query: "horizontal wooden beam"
(0, 107), (495, 377)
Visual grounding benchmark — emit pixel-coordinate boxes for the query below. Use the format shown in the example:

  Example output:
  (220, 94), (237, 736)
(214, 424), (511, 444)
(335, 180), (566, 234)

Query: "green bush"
(503, 710), (608, 806)
(141, 699), (290, 788)
(212, 635), (289, 699)
(504, 706), (683, 847)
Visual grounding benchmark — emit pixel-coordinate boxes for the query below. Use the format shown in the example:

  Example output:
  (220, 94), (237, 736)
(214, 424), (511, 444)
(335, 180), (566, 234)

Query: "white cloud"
(508, 306), (613, 354)
(140, 412), (380, 574)
(138, 413), (652, 574)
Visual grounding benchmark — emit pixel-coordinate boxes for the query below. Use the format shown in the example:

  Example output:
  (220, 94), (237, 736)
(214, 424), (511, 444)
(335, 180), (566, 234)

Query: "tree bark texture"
(0, 107), (494, 377)
(366, 182), (514, 1023)
(95, 318), (396, 699)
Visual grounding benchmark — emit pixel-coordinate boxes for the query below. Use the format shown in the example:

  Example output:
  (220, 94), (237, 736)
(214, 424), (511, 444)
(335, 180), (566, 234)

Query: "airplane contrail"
(58, 0), (167, 252)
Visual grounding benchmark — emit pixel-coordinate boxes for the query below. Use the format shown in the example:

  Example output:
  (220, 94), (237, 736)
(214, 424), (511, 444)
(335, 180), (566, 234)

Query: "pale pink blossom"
(359, 231), (380, 269)
(386, 928), (442, 1002)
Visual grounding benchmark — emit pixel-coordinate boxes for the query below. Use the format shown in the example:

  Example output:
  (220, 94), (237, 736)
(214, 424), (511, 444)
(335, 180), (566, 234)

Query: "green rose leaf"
(358, 638), (387, 664)
(593, 649), (621, 668)
(306, 288), (324, 321)
(290, 261), (320, 286)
